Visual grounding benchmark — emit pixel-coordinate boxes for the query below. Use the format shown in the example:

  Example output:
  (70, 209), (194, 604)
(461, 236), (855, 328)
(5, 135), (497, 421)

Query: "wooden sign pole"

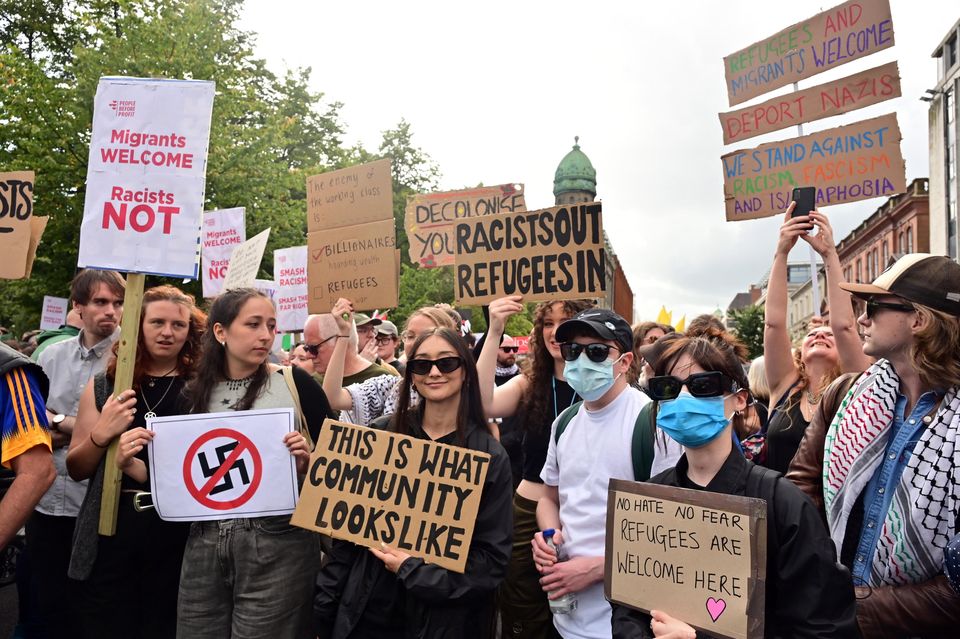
(98, 272), (145, 536)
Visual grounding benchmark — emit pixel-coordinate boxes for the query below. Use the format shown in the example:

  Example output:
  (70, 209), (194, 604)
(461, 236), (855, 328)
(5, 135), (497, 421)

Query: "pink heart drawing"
(706, 597), (726, 622)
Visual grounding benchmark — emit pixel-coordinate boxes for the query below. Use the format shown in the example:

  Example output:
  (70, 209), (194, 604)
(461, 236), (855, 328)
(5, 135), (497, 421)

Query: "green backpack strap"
(553, 401), (584, 444)
(632, 402), (656, 482)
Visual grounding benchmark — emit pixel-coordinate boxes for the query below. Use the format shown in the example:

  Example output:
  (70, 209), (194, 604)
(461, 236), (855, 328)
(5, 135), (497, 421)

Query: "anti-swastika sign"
(147, 408), (299, 521)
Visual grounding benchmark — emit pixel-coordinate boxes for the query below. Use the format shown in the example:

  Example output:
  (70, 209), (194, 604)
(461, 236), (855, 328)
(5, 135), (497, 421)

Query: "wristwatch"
(52, 413), (66, 429)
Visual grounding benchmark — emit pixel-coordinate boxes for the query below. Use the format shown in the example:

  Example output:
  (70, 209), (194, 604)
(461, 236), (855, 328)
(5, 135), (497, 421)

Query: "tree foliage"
(729, 304), (764, 360)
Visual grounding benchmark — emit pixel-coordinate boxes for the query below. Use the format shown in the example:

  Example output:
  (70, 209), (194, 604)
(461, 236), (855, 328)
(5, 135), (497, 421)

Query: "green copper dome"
(553, 136), (597, 199)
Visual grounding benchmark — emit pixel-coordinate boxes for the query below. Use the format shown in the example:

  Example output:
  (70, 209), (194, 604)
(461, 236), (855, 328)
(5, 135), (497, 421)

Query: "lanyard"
(552, 376), (579, 418)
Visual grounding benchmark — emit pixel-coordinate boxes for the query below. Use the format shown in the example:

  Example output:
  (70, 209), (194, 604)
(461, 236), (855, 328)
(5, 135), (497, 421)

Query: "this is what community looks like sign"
(79, 77), (215, 278)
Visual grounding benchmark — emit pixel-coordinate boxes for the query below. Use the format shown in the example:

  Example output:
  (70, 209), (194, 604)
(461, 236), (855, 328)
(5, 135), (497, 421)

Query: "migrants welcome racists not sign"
(78, 77), (215, 278)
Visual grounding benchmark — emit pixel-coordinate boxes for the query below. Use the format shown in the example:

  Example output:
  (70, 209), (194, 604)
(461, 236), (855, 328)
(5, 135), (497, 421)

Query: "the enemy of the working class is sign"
(291, 419), (491, 573)
(605, 480), (767, 639)
(275, 246), (308, 333)
(454, 204), (605, 306)
(78, 77), (215, 278)
(306, 159), (393, 232)
(0, 171), (48, 280)
(405, 184), (525, 268)
(723, 0), (893, 107)
(147, 408), (299, 521)
(201, 207), (246, 298)
(307, 219), (398, 313)
(721, 112), (905, 221)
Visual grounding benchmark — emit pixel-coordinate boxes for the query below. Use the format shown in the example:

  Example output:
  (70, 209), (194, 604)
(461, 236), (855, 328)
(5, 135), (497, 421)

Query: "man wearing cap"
(532, 308), (681, 639)
(374, 320), (404, 375)
(789, 253), (960, 637)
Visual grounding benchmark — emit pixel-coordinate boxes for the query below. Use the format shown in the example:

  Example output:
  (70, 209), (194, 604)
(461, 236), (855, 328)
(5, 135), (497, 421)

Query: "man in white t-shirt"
(533, 308), (680, 639)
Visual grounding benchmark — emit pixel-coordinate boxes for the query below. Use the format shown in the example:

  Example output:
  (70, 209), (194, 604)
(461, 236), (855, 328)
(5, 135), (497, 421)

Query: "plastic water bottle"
(543, 528), (577, 614)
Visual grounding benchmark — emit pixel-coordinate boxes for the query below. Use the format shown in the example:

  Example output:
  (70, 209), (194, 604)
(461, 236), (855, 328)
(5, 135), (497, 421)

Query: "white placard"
(222, 228), (270, 291)
(274, 246), (308, 333)
(147, 408), (299, 521)
(201, 207), (246, 298)
(39, 296), (69, 331)
(78, 77), (215, 278)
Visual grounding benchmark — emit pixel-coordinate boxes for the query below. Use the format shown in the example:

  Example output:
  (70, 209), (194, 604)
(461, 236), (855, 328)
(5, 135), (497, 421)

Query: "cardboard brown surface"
(721, 112), (906, 221)
(723, 0), (894, 106)
(307, 219), (398, 313)
(0, 171), (45, 280)
(223, 227), (271, 291)
(453, 204), (605, 306)
(605, 480), (767, 639)
(405, 184), (526, 267)
(306, 159), (393, 232)
(719, 62), (901, 145)
(291, 419), (491, 573)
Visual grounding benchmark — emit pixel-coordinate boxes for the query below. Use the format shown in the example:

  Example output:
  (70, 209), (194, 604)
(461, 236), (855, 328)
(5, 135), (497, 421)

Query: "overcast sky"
(238, 0), (959, 322)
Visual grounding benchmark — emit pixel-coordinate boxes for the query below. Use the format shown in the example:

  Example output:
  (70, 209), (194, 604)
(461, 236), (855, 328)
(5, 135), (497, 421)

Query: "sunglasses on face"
(499, 346), (519, 353)
(407, 356), (464, 376)
(559, 342), (621, 363)
(302, 333), (339, 356)
(647, 371), (739, 401)
(865, 298), (915, 319)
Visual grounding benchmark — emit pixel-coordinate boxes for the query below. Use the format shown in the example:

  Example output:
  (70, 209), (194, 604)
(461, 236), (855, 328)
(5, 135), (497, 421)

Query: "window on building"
(881, 239), (889, 267)
(907, 227), (914, 254)
(948, 87), (957, 259)
(787, 264), (811, 285)
(948, 34), (958, 71)
(856, 259), (862, 283)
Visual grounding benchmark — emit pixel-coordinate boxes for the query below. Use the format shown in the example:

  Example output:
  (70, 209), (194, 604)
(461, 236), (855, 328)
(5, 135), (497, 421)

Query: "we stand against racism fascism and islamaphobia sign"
(291, 420), (490, 573)
(605, 480), (768, 639)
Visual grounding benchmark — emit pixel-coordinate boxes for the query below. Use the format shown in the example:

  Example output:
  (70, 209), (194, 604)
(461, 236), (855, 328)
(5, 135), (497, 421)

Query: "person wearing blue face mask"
(531, 308), (683, 639)
(610, 332), (858, 639)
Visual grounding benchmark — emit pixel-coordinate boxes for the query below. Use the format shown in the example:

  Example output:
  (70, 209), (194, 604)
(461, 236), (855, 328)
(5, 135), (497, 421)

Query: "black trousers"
(23, 512), (78, 639)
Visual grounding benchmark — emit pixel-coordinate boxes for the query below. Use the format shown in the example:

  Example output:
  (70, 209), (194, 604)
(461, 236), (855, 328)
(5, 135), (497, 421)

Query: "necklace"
(146, 364), (179, 388)
(143, 373), (178, 419)
(805, 389), (822, 405)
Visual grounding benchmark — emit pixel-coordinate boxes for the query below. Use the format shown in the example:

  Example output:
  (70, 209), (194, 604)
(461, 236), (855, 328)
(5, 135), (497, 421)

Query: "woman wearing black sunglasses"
(611, 333), (858, 638)
(314, 327), (513, 638)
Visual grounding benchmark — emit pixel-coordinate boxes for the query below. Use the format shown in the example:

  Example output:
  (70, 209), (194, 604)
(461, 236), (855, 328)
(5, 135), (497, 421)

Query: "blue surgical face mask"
(564, 353), (625, 402)
(656, 392), (731, 448)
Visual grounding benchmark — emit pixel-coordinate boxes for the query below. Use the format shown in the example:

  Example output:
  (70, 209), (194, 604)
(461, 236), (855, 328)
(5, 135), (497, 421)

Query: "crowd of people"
(1, 207), (960, 638)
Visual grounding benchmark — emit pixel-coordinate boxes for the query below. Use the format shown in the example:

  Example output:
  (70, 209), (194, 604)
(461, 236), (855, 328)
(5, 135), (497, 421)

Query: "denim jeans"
(176, 516), (320, 639)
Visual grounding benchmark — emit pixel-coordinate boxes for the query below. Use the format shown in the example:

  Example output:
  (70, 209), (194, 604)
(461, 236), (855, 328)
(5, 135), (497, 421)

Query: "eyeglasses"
(865, 299), (915, 319)
(375, 335), (395, 345)
(647, 371), (739, 401)
(407, 356), (464, 376)
(559, 342), (621, 363)
(302, 333), (340, 356)
(499, 346), (519, 353)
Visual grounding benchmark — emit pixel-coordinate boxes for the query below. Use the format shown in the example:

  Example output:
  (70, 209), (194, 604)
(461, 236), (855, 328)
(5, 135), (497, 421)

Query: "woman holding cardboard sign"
(314, 325), (513, 638)
(609, 331), (858, 638)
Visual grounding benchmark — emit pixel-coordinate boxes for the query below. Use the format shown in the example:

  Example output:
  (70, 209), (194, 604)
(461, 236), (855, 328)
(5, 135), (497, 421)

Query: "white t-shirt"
(541, 385), (682, 639)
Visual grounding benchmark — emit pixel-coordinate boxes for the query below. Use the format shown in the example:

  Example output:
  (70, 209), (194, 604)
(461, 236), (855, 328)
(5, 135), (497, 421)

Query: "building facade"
(928, 19), (960, 260)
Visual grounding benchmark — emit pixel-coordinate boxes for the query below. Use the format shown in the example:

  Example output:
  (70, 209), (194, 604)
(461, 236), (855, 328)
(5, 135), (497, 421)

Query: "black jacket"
(612, 450), (860, 639)
(313, 418), (513, 639)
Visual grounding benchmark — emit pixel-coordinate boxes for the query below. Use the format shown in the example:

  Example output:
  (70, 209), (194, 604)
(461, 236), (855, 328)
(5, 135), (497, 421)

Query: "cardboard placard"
(605, 480), (767, 639)
(453, 204), (605, 305)
(274, 246), (308, 333)
(307, 219), (398, 313)
(201, 207), (246, 298)
(291, 419), (491, 573)
(405, 184), (526, 268)
(721, 112), (906, 221)
(723, 0), (894, 107)
(39, 296), (69, 331)
(223, 228), (271, 291)
(78, 77), (215, 278)
(0, 171), (47, 280)
(306, 159), (393, 232)
(719, 61), (901, 145)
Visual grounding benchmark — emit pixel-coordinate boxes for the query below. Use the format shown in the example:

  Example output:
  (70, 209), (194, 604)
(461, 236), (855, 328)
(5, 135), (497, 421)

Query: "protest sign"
(39, 296), (69, 331)
(291, 419), (491, 573)
(253, 278), (277, 302)
(0, 171), (47, 280)
(275, 246), (308, 333)
(719, 61), (901, 145)
(721, 112), (905, 221)
(723, 0), (894, 106)
(201, 207), (246, 298)
(78, 77), (215, 278)
(453, 204), (605, 306)
(605, 480), (767, 639)
(307, 219), (398, 313)
(147, 408), (299, 521)
(405, 184), (526, 268)
(223, 228), (271, 291)
(306, 159), (393, 232)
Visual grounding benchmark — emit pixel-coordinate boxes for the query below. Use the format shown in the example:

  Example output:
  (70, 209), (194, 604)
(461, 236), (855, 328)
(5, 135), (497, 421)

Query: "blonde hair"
(403, 306), (458, 334)
(911, 305), (960, 389)
(747, 356), (770, 404)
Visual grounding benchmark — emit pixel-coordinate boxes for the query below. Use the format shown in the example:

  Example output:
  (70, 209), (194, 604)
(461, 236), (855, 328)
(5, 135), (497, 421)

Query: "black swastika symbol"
(198, 441), (250, 495)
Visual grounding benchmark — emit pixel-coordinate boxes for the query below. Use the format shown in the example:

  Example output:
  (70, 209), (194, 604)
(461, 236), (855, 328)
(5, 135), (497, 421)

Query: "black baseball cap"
(555, 308), (633, 353)
(840, 253), (960, 317)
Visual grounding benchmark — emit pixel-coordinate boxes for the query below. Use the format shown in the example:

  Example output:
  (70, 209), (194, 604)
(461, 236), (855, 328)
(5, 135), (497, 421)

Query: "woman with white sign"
(314, 326), (513, 637)
(176, 287), (335, 639)
(608, 330), (859, 638)
(66, 285), (205, 638)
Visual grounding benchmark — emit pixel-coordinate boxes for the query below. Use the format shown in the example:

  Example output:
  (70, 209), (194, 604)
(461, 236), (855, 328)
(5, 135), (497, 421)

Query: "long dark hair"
(393, 327), (486, 446)
(520, 299), (595, 431)
(185, 288), (273, 414)
(106, 285), (206, 390)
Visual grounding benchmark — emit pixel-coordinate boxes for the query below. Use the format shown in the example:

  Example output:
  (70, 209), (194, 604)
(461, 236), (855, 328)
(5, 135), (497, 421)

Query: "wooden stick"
(98, 273), (145, 536)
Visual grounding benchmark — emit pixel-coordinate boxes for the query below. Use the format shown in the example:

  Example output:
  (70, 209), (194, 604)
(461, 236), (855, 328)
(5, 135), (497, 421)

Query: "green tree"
(729, 304), (764, 360)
